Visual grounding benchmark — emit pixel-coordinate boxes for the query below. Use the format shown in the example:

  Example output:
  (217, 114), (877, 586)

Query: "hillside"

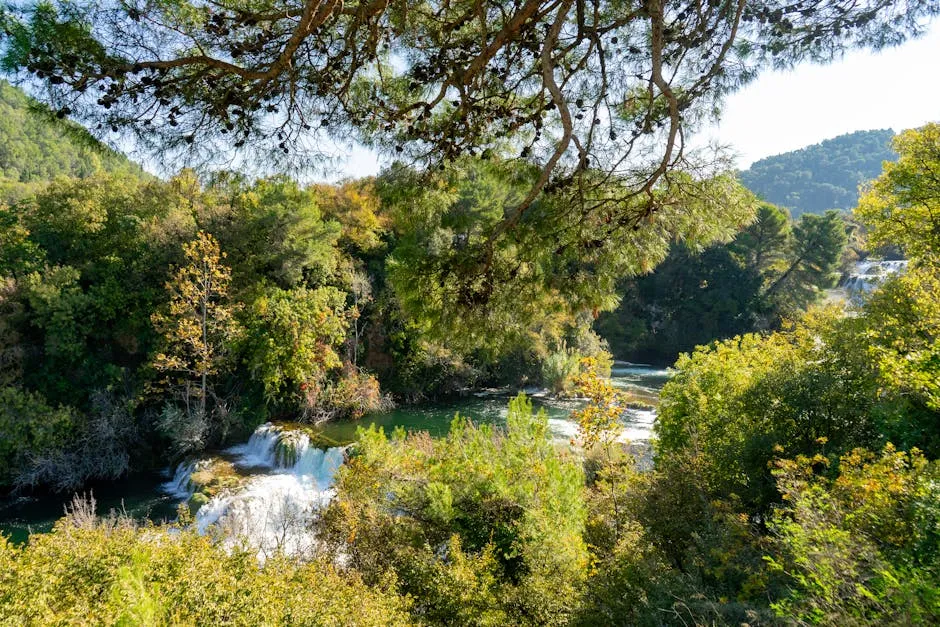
(739, 129), (896, 216)
(0, 81), (142, 198)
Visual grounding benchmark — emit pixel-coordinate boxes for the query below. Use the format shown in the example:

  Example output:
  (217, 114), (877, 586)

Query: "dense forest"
(0, 80), (142, 198)
(740, 129), (897, 217)
(0, 154), (628, 491)
(600, 129), (902, 364)
(4, 82), (687, 493)
(1, 1), (939, 625)
(596, 205), (848, 363)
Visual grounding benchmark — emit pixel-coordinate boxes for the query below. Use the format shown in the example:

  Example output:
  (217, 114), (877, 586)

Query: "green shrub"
(657, 308), (884, 512)
(0, 386), (77, 487)
(767, 447), (940, 625)
(320, 394), (588, 625)
(0, 520), (412, 626)
(540, 346), (581, 394)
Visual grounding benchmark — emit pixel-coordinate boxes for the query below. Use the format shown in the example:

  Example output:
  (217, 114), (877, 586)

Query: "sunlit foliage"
(321, 395), (588, 625)
(152, 231), (241, 422)
(767, 446), (939, 624)
(242, 285), (348, 405)
(0, 516), (411, 625)
(856, 123), (940, 262)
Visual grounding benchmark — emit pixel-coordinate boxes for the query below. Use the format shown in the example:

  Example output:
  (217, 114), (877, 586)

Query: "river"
(0, 363), (669, 546)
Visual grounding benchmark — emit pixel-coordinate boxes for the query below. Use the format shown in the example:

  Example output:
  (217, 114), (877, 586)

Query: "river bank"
(0, 363), (669, 545)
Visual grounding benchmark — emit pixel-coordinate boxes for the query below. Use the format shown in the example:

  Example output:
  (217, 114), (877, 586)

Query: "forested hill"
(739, 129), (896, 216)
(0, 81), (142, 193)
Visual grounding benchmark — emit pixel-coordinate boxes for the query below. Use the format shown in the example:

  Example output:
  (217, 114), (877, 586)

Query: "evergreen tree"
(729, 203), (791, 277)
(763, 210), (846, 312)
(740, 129), (897, 216)
(2, 0), (934, 267)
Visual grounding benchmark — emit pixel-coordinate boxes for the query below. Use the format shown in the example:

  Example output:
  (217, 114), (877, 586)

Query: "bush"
(155, 402), (208, 458)
(0, 386), (77, 488)
(320, 394), (588, 625)
(14, 390), (139, 492)
(0, 516), (411, 625)
(767, 446), (940, 625)
(540, 346), (581, 394)
(579, 446), (776, 626)
(314, 366), (393, 421)
(656, 308), (883, 512)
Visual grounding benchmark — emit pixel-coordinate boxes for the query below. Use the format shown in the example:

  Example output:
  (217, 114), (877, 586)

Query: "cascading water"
(165, 423), (346, 560)
(167, 404), (659, 558)
(163, 459), (210, 498)
(2, 365), (671, 542)
(224, 423), (282, 468)
(841, 259), (908, 294)
(618, 408), (657, 443)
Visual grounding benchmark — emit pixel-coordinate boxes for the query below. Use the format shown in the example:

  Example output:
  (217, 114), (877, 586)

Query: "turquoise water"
(0, 364), (669, 542)
(313, 363), (670, 443)
(313, 392), (583, 443)
(0, 474), (181, 544)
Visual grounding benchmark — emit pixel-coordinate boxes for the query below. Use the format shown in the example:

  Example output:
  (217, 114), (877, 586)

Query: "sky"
(708, 21), (940, 169)
(327, 20), (940, 180)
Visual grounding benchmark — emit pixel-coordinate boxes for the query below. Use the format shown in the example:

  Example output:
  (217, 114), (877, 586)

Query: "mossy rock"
(272, 421), (349, 449)
(188, 492), (210, 515)
(188, 458), (244, 496)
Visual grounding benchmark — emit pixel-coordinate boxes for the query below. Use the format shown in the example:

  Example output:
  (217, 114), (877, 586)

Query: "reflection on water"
(314, 362), (670, 444)
(0, 362), (669, 542)
(0, 474), (181, 544)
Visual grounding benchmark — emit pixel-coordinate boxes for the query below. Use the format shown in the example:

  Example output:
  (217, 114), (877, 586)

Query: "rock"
(187, 492), (210, 515)
(188, 458), (243, 496)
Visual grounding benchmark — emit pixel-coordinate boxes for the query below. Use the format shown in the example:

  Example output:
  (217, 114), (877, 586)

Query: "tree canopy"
(856, 123), (940, 262)
(595, 203), (847, 363)
(1, 1), (935, 223)
(0, 79), (140, 200)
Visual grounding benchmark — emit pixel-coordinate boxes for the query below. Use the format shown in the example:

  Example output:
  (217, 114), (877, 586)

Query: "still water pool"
(0, 363), (669, 543)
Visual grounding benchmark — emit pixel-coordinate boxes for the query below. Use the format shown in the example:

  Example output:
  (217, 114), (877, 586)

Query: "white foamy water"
(548, 406), (658, 443)
(842, 259), (908, 293)
(617, 408), (657, 443)
(548, 418), (580, 440)
(194, 473), (334, 559)
(165, 423), (345, 560)
(163, 459), (209, 498)
(224, 422), (281, 468)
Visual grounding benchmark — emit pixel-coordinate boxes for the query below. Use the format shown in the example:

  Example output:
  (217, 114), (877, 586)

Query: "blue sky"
(327, 20), (940, 180)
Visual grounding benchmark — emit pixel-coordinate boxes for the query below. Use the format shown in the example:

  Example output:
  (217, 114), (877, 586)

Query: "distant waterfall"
(164, 423), (346, 560)
(841, 259), (908, 294)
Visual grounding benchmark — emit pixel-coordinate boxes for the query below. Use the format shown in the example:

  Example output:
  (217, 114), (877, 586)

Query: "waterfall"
(842, 259), (908, 294)
(164, 423), (346, 560)
(224, 423), (281, 468)
(291, 447), (345, 490)
(192, 473), (333, 559)
(222, 423), (345, 483)
(163, 459), (210, 498)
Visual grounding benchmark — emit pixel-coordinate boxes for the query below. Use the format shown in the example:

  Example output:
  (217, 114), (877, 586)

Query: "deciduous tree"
(2, 0), (934, 291)
(856, 122), (940, 263)
(151, 231), (240, 423)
